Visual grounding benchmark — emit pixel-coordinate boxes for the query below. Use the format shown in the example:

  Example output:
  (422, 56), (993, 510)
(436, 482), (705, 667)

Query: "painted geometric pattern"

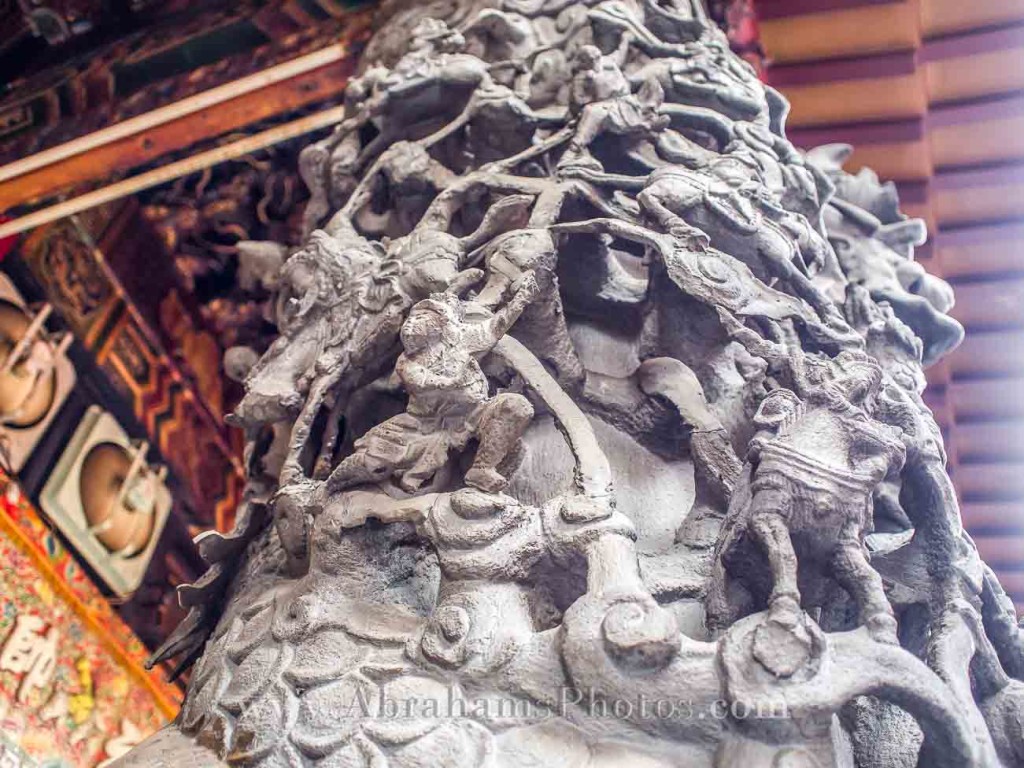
(19, 213), (245, 529)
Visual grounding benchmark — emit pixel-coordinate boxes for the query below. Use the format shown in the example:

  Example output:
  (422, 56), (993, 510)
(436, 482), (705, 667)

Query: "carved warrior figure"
(708, 351), (906, 646)
(121, 2), (1024, 767)
(327, 282), (538, 495)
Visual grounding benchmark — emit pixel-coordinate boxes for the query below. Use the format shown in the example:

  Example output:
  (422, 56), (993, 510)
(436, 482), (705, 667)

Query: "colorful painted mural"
(0, 471), (179, 767)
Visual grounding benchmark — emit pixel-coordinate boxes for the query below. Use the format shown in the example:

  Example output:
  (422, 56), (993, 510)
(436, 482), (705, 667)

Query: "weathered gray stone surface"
(118, 1), (1024, 766)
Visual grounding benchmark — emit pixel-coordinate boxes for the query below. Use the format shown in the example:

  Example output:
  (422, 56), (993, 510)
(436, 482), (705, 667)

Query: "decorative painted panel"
(18, 215), (244, 530)
(0, 471), (179, 767)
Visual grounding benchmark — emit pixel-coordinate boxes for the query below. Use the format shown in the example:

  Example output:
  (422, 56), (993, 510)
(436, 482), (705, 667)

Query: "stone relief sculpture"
(326, 282), (538, 496)
(117, 1), (1024, 766)
(707, 350), (906, 646)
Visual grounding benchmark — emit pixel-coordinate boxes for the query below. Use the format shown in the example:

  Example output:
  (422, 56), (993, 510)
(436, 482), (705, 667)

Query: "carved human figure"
(727, 124), (833, 226)
(363, 18), (493, 128)
(301, 18), (499, 234)
(711, 352), (906, 644)
(559, 43), (668, 171)
(326, 278), (538, 495)
(636, 159), (849, 329)
(628, 32), (769, 123)
(233, 220), (492, 487)
(653, 108), (832, 220)
(299, 67), (388, 234)
(342, 141), (457, 239)
(228, 229), (382, 432)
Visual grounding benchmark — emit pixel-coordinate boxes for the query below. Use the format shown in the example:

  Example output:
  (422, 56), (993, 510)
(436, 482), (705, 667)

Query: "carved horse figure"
(708, 352), (906, 645)
(561, 158), (852, 340)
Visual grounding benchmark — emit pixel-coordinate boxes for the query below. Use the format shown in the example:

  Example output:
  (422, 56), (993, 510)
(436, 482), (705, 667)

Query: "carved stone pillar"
(117, 1), (1024, 767)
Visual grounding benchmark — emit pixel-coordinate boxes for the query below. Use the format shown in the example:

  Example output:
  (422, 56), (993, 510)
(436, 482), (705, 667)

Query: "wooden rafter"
(0, 40), (362, 211)
(0, 105), (347, 240)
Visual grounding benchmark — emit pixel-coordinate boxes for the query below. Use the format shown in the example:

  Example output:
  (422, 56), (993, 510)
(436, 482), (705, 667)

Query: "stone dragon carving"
(118, 1), (1024, 766)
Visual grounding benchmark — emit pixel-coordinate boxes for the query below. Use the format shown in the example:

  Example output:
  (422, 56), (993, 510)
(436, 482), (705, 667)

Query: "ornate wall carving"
(120, 1), (1024, 766)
